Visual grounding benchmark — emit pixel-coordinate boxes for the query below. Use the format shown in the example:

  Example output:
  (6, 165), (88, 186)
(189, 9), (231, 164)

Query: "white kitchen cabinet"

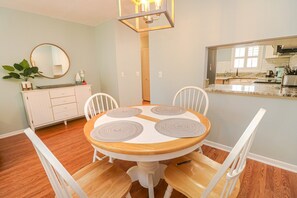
(75, 85), (92, 115)
(24, 90), (54, 127)
(22, 85), (91, 130)
(265, 46), (278, 59)
(265, 45), (291, 59)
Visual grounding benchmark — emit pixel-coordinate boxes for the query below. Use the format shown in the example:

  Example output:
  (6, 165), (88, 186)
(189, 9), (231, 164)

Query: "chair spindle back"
(24, 128), (87, 198)
(84, 93), (119, 121)
(202, 108), (266, 198)
(173, 86), (209, 115)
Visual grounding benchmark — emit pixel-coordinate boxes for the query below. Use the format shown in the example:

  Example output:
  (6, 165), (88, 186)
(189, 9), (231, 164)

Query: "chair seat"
(71, 160), (132, 198)
(164, 152), (240, 198)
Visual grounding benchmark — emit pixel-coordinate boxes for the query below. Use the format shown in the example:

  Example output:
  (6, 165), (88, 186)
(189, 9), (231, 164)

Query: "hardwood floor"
(0, 118), (296, 198)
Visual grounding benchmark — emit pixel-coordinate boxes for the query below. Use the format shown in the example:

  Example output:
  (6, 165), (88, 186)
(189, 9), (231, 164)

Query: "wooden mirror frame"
(30, 43), (70, 79)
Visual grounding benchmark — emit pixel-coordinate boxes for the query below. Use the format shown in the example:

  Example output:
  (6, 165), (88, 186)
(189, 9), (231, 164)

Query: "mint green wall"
(115, 21), (142, 106)
(149, 0), (297, 165)
(95, 20), (142, 107)
(0, 8), (100, 134)
(95, 20), (119, 102)
(150, 0), (297, 104)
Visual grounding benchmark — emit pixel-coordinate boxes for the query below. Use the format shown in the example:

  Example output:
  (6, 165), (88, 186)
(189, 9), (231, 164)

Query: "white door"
(26, 91), (54, 126)
(75, 85), (92, 115)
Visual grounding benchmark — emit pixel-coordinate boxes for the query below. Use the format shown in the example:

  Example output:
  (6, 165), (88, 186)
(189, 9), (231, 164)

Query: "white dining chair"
(24, 128), (132, 198)
(163, 108), (266, 198)
(172, 86), (209, 116)
(173, 86), (209, 153)
(84, 93), (119, 162)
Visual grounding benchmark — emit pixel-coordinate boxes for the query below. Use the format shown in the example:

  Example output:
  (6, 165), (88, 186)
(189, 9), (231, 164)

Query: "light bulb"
(155, 0), (162, 10)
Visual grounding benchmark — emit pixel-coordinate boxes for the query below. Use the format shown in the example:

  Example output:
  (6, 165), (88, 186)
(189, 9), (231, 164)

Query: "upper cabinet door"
(75, 85), (92, 116)
(26, 91), (54, 126)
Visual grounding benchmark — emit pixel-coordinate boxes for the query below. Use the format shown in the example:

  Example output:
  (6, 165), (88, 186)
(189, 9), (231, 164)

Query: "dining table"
(84, 105), (211, 198)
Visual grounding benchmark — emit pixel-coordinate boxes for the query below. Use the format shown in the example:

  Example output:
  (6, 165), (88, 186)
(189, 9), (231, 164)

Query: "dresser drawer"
(53, 103), (77, 114)
(51, 96), (76, 106)
(50, 87), (75, 98)
(53, 103), (78, 120)
(53, 108), (78, 120)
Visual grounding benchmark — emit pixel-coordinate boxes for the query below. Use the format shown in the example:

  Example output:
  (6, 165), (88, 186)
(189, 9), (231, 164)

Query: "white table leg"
(148, 173), (154, 198)
(126, 161), (167, 198)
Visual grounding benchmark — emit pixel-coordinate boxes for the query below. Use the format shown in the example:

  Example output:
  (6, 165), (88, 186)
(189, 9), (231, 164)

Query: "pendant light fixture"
(117, 0), (175, 32)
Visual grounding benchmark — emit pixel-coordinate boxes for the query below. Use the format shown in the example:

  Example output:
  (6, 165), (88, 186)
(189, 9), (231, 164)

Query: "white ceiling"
(0, 0), (118, 26)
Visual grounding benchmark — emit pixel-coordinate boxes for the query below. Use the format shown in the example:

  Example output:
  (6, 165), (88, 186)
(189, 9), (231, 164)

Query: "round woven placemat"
(106, 107), (142, 118)
(151, 105), (186, 115)
(155, 118), (205, 138)
(91, 120), (143, 142)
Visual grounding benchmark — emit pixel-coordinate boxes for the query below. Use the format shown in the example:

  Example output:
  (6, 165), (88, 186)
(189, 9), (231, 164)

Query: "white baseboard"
(0, 129), (24, 139)
(203, 140), (297, 173)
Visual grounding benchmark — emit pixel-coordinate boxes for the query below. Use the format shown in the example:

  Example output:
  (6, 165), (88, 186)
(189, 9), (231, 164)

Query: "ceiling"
(0, 0), (118, 26)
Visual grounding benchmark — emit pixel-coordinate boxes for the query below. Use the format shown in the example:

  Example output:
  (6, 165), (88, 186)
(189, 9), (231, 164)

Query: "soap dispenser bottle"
(75, 72), (81, 84)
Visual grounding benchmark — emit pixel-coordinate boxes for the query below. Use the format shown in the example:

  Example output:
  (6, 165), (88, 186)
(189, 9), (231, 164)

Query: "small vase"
(21, 81), (33, 91)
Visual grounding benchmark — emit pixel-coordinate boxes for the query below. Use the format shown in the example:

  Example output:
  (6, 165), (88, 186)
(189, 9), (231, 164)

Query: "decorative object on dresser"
(22, 85), (91, 130)
(2, 59), (40, 90)
(30, 43), (70, 79)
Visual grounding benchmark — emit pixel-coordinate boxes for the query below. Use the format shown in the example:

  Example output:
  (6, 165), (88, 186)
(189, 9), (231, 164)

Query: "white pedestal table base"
(127, 162), (167, 198)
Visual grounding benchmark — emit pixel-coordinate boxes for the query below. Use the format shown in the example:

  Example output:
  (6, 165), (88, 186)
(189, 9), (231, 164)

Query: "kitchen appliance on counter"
(275, 66), (285, 79)
(282, 75), (297, 87)
(265, 70), (274, 77)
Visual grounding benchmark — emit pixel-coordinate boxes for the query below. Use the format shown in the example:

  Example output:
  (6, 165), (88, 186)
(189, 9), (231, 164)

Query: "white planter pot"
(21, 81), (32, 90)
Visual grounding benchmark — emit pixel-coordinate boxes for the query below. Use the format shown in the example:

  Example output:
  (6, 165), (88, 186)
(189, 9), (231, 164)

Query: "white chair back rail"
(84, 93), (119, 121)
(172, 86), (209, 116)
(24, 128), (87, 198)
(202, 108), (266, 198)
(84, 93), (118, 162)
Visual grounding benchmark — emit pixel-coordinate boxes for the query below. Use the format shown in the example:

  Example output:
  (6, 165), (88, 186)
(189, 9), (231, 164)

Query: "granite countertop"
(205, 84), (297, 99)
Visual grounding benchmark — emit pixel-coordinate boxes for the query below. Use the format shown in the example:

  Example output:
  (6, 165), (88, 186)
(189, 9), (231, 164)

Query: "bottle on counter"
(75, 73), (81, 85)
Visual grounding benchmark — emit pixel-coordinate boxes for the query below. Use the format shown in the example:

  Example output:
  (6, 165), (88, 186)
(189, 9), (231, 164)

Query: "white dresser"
(21, 85), (91, 130)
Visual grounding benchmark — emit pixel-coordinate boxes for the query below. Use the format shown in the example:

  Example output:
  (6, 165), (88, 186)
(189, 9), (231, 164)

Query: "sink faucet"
(236, 68), (239, 77)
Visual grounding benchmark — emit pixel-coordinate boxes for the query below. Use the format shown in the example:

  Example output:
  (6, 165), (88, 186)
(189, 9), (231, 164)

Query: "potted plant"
(2, 59), (40, 90)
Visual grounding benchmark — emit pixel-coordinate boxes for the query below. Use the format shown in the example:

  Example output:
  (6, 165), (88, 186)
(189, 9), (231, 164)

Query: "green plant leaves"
(3, 75), (12, 79)
(31, 67), (39, 73)
(9, 72), (21, 79)
(2, 65), (15, 71)
(14, 63), (24, 71)
(2, 59), (41, 81)
(20, 59), (30, 69)
(23, 68), (32, 76)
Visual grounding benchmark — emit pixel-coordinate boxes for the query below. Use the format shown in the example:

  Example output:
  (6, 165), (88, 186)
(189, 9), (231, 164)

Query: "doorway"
(140, 32), (150, 102)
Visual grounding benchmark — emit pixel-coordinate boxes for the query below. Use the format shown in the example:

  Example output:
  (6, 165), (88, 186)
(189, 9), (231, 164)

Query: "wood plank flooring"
(0, 118), (296, 198)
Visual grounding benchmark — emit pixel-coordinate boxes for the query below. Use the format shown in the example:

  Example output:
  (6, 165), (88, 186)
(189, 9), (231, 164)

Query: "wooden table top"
(84, 106), (211, 156)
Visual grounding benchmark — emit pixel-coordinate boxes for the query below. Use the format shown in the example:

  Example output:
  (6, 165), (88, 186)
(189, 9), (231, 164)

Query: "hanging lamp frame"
(117, 0), (175, 32)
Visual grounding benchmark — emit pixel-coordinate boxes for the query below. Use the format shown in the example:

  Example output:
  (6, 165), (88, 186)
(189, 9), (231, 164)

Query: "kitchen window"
(233, 46), (260, 68)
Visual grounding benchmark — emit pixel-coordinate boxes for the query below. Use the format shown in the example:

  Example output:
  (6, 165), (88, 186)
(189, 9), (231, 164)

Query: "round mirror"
(30, 43), (70, 79)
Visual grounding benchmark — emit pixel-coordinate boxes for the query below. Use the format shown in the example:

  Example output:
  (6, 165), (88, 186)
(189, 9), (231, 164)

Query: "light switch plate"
(158, 71), (163, 78)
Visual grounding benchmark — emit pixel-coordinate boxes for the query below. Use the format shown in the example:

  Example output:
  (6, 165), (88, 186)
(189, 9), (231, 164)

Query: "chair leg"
(92, 149), (97, 162)
(93, 149), (108, 162)
(164, 185), (173, 198)
(198, 146), (203, 154)
(109, 157), (114, 163)
(126, 192), (132, 198)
